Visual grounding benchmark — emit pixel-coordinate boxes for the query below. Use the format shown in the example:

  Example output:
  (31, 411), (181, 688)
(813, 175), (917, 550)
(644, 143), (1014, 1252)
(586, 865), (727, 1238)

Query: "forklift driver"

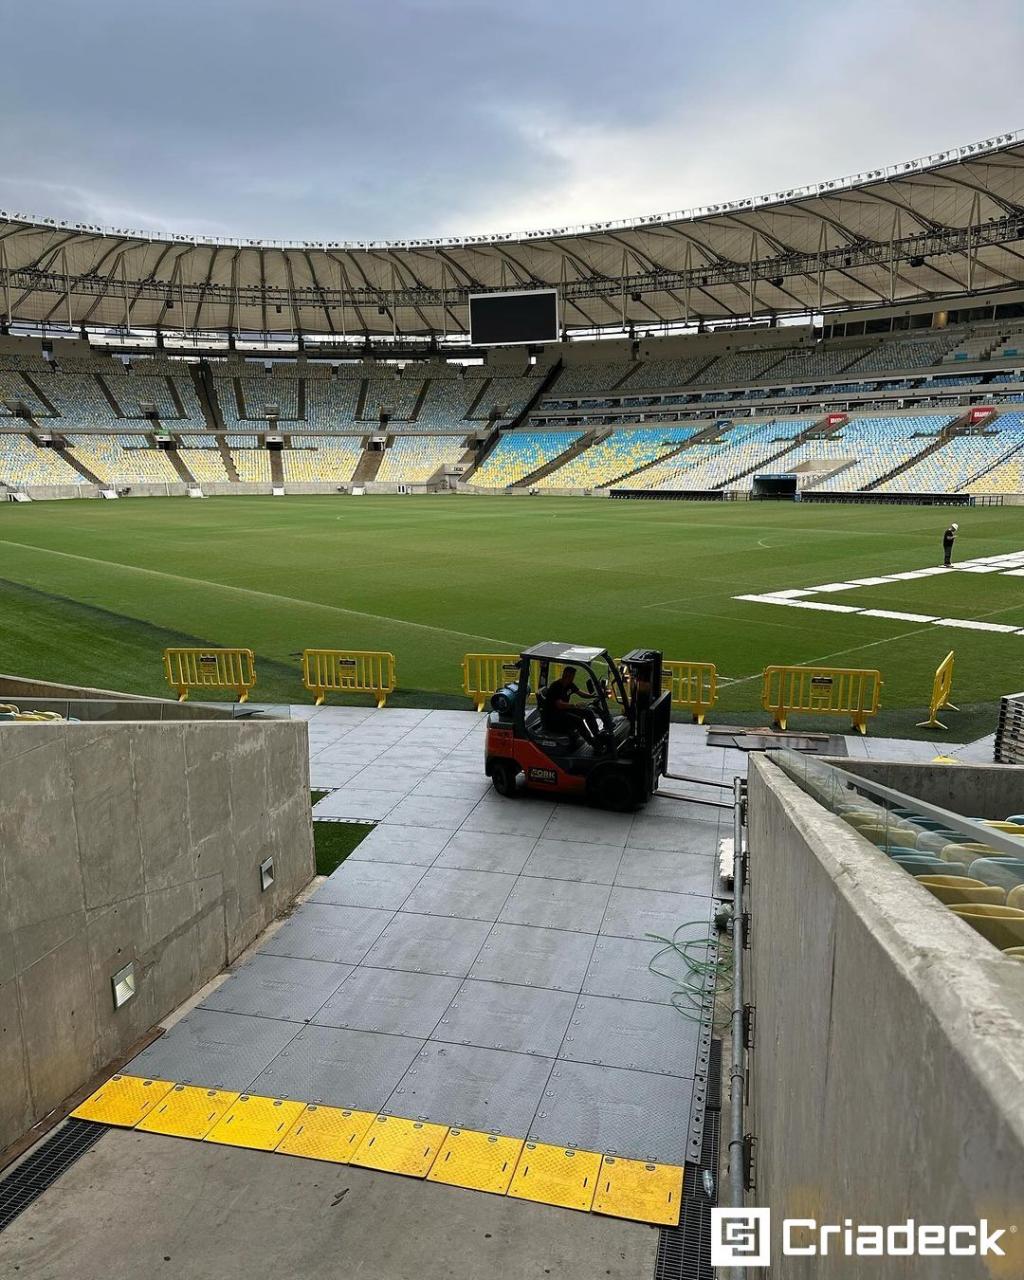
(537, 666), (603, 745)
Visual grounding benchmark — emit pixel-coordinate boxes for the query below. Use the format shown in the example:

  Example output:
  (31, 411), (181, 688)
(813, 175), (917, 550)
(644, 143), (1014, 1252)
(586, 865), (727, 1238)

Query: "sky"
(0, 0), (1022, 243)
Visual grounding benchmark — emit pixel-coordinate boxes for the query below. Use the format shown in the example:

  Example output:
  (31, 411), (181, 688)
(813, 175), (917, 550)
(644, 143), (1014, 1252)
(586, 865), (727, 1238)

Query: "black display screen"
(469, 290), (559, 346)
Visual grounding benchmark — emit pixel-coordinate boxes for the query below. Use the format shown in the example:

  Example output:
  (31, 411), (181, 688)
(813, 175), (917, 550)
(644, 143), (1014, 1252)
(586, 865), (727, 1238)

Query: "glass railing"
(0, 698), (291, 722)
(769, 749), (1024, 958)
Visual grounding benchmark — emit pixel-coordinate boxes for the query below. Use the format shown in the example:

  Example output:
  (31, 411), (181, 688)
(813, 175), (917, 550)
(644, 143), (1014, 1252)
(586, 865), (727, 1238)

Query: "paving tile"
(402, 867), (518, 922)
(309, 763), (365, 789)
(363, 911), (493, 977)
(521, 837), (623, 885)
(346, 765), (432, 794)
(385, 794), (480, 830)
(461, 797), (556, 837)
(434, 980), (575, 1057)
(127, 1009), (301, 1093)
(249, 1025), (424, 1112)
(432, 830), (537, 875)
(200, 954), (352, 1021)
(313, 788), (406, 821)
(529, 1060), (695, 1165)
(348, 824), (451, 867)
(613, 848), (717, 897)
(541, 806), (635, 848)
(314, 967), (460, 1038)
(468, 923), (596, 993)
(386, 1042), (553, 1133)
(498, 877), (611, 933)
(601, 887), (712, 942)
(626, 813), (719, 854)
(312, 861), (426, 910)
(261, 903), (394, 964)
(411, 773), (492, 801)
(562, 995), (701, 1077)
(581, 936), (683, 1005)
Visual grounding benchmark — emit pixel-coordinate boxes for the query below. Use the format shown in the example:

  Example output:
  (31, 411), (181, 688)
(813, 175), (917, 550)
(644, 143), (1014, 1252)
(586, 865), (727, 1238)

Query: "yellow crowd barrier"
(462, 654), (521, 712)
(917, 651), (958, 730)
(302, 649), (395, 708)
(163, 647), (256, 703)
(664, 660), (718, 725)
(762, 664), (882, 735)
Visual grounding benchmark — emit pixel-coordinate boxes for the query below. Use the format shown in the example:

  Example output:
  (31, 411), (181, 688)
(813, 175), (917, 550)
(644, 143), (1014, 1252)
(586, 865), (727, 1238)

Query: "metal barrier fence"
(163, 647), (256, 703)
(664, 660), (718, 724)
(462, 654), (521, 712)
(302, 649), (396, 707)
(918, 651), (957, 730)
(762, 664), (882, 734)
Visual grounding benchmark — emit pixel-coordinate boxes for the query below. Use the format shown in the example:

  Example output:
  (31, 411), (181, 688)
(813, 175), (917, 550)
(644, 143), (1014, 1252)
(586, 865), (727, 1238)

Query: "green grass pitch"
(2, 494), (1023, 739)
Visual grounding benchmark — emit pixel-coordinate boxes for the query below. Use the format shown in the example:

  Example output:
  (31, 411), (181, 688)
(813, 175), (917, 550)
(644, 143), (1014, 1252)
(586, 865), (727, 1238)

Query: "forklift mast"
(619, 648), (670, 770)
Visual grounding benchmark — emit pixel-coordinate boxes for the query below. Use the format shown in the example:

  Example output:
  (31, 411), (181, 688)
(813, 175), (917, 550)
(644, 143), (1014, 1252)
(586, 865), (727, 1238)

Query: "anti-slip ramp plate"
(426, 1129), (524, 1195)
(350, 1114), (448, 1177)
(276, 1104), (377, 1163)
(136, 1085), (239, 1141)
(592, 1155), (684, 1226)
(71, 1074), (174, 1127)
(205, 1095), (306, 1151)
(506, 1142), (602, 1212)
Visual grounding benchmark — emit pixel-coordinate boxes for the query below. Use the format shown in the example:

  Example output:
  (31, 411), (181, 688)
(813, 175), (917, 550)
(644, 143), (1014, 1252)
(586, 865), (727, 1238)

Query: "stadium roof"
(3, 130), (1024, 339)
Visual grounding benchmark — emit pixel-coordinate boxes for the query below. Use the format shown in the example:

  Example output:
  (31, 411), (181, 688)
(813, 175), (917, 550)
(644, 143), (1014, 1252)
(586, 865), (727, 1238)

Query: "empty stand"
(65, 434), (180, 485)
(471, 430), (583, 488)
(376, 435), (466, 483)
(0, 433), (88, 487)
(280, 437), (363, 483)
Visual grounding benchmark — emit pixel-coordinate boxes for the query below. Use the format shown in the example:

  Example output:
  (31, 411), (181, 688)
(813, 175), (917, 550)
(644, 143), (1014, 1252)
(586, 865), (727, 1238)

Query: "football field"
(2, 494), (1023, 738)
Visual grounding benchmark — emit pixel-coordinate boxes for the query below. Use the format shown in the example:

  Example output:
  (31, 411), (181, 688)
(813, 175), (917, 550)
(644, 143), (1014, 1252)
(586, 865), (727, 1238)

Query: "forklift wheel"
(592, 768), (638, 813)
(490, 761), (520, 798)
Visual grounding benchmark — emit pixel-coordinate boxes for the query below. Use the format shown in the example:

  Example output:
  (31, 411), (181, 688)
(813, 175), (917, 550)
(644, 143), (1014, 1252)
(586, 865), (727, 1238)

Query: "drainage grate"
(705, 1038), (722, 1113)
(0, 1120), (108, 1233)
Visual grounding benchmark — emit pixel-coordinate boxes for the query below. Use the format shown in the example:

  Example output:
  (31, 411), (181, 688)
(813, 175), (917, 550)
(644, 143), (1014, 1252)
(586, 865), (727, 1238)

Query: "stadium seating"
(471, 374), (543, 423)
(414, 374), (488, 429)
(758, 347), (868, 383)
(843, 336), (954, 375)
(553, 364), (635, 398)
(37, 372), (120, 428)
(376, 435), (466, 483)
(811, 415), (956, 491)
(231, 443), (272, 482)
(361, 373), (423, 422)
(877, 423), (1024, 493)
(238, 373), (299, 420)
(0, 370), (49, 417)
(696, 350), (785, 386)
(304, 380), (362, 431)
(177, 447), (229, 483)
(0, 433), (87, 486)
(615, 358), (713, 391)
(471, 430), (582, 487)
(671, 420), (812, 489)
(280, 437), (363, 482)
(66, 434), (180, 484)
(534, 426), (696, 489)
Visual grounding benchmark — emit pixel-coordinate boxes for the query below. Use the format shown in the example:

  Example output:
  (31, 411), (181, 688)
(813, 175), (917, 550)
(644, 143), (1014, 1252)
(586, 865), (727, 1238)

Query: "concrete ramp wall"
(745, 754), (1024, 1277)
(0, 718), (314, 1151)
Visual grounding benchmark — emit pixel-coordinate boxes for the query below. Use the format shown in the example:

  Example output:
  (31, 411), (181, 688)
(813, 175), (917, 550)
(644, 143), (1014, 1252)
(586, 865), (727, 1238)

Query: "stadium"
(2, 8), (1024, 1279)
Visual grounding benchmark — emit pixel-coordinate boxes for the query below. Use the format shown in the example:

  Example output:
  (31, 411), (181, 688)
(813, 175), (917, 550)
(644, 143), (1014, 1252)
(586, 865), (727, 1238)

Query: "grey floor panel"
(249, 1024), (424, 1111)
(613, 847), (717, 896)
(402, 867), (518, 921)
(627, 813), (721, 854)
(312, 861), (426, 910)
(581, 935), (683, 1005)
(261, 903), (394, 964)
(127, 1009), (301, 1092)
(498, 876), (611, 933)
(521, 837), (623, 885)
(461, 797), (555, 837)
(562, 994), (700, 1077)
(385, 794), (481, 830)
(348, 823), (451, 866)
(412, 773), (491, 802)
(347, 765), (432, 793)
(312, 788), (406, 821)
(386, 1042), (553, 1134)
(362, 911), (493, 977)
(601, 886), (712, 941)
(313, 967), (461, 1038)
(431, 830), (537, 875)
(468, 923), (596, 993)
(541, 805), (634, 847)
(200, 954), (353, 1021)
(434, 980), (576, 1057)
(529, 1060), (695, 1164)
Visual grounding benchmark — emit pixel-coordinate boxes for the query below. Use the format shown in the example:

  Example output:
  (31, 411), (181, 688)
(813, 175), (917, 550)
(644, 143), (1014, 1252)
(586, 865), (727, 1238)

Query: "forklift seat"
(524, 707), (578, 751)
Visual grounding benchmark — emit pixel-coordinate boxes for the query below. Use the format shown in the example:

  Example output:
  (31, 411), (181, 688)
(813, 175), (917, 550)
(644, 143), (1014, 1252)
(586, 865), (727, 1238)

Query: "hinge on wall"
(743, 1133), (757, 1192)
(742, 1003), (756, 1051)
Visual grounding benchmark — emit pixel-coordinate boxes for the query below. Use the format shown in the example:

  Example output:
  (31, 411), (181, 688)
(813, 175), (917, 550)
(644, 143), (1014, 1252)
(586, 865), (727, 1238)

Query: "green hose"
(646, 919), (733, 1025)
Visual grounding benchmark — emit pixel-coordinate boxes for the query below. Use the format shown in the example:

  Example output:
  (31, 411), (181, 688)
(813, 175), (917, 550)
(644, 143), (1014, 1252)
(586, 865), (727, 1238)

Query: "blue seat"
(969, 858), (1024, 891)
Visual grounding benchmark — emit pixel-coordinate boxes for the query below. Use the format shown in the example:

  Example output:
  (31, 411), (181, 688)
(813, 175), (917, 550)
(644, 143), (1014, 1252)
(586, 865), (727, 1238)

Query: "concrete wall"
(745, 754), (1024, 1277)
(0, 718), (314, 1151)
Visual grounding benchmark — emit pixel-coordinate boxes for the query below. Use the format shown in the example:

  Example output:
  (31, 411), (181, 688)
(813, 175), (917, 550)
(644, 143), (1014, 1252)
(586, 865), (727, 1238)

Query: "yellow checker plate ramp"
(72, 1074), (175, 1127)
(426, 1129), (524, 1195)
(136, 1086), (239, 1141)
(204, 1095), (306, 1151)
(592, 1156), (685, 1226)
(277, 1105), (377, 1164)
(507, 1143), (602, 1212)
(350, 1115), (448, 1178)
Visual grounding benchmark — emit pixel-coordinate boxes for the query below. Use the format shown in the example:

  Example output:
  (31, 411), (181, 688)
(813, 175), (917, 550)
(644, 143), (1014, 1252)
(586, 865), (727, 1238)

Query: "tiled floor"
(129, 704), (965, 1166)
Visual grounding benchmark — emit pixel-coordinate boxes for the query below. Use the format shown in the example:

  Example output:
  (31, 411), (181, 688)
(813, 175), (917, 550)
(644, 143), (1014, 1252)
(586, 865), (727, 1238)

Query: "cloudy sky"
(1, 0), (1022, 242)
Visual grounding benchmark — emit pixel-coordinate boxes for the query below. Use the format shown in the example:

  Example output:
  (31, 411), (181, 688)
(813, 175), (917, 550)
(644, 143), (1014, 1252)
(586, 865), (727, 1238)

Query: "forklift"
(484, 641), (672, 811)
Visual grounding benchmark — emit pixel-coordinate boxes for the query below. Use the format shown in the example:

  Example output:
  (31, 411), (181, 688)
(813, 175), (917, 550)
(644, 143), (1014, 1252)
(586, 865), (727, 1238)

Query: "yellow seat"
(853, 822), (917, 847)
(915, 876), (1005, 906)
(949, 904), (1024, 950)
(1001, 946), (1024, 962)
(1007, 885), (1024, 912)
(981, 821), (1024, 835)
(940, 842), (1002, 863)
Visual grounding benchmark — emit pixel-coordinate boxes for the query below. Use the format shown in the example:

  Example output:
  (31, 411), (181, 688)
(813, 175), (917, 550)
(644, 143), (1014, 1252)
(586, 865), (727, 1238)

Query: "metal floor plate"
(361, 911), (493, 977)
(562, 995), (701, 1077)
(312, 861), (427, 910)
(435, 980), (576, 1057)
(312, 967), (462, 1038)
(127, 1011), (302, 1092)
(200, 954), (353, 1021)
(261, 903), (395, 964)
(467, 922), (596, 992)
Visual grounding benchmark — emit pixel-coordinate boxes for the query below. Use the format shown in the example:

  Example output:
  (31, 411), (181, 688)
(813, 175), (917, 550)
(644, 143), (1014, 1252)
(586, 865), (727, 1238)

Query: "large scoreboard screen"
(469, 289), (559, 346)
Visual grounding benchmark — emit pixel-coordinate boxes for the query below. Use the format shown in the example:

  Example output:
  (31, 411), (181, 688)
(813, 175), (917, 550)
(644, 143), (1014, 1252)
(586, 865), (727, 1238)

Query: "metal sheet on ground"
(276, 1104), (376, 1163)
(507, 1142), (602, 1212)
(71, 1074), (174, 1127)
(592, 1155), (685, 1226)
(204, 1095), (306, 1151)
(426, 1129), (524, 1195)
(350, 1115), (448, 1177)
(136, 1085), (239, 1140)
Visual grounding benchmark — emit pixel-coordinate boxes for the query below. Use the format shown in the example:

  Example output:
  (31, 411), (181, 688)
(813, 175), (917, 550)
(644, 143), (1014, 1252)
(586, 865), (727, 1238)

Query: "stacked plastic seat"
(553, 364), (635, 398)
(616, 357), (713, 391)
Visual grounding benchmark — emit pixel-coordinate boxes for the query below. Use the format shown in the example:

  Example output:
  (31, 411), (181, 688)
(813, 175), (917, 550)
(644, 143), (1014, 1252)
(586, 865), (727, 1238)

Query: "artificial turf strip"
(313, 821), (375, 877)
(1, 494), (1023, 739)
